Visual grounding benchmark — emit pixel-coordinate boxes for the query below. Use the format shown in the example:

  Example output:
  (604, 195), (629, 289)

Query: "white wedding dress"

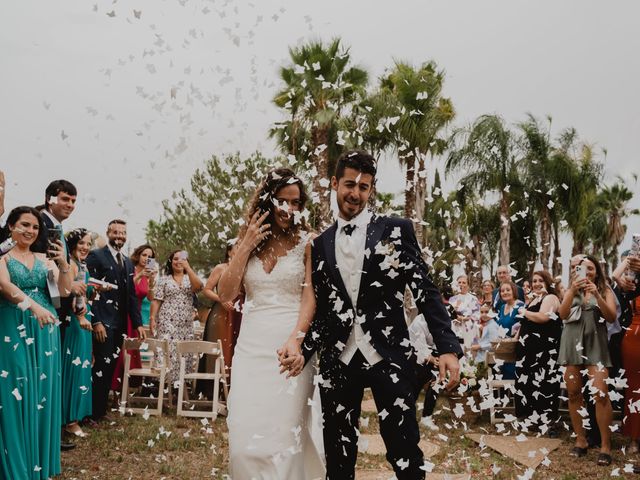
(227, 235), (325, 480)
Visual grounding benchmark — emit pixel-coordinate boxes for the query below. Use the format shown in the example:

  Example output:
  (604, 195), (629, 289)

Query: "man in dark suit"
(286, 151), (462, 480)
(37, 180), (81, 330)
(86, 219), (145, 421)
(37, 179), (80, 451)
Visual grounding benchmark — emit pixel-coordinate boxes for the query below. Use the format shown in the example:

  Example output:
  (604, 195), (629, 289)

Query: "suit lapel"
(322, 223), (353, 308)
(356, 215), (386, 307)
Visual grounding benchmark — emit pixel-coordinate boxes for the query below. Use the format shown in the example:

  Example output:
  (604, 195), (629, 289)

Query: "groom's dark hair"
(334, 150), (377, 180)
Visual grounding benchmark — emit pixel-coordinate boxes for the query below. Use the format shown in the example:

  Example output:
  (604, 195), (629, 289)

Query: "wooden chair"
(120, 338), (171, 416)
(486, 346), (517, 424)
(176, 340), (229, 419)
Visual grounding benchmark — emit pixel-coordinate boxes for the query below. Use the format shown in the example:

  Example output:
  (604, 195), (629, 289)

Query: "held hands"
(277, 334), (304, 378)
(240, 211), (271, 252)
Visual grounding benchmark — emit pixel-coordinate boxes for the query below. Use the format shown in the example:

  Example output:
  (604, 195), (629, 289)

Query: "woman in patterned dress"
(149, 250), (203, 394)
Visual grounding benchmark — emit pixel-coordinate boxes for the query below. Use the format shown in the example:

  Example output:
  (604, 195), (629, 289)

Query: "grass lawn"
(60, 391), (639, 479)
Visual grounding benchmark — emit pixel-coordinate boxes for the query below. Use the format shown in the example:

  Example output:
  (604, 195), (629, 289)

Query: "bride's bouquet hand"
(240, 210), (271, 252)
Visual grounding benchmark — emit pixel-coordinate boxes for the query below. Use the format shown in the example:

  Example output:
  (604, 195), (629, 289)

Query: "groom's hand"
(438, 353), (460, 391)
(278, 353), (304, 378)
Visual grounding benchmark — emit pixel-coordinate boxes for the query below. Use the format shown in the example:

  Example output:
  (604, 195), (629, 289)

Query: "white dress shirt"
(107, 243), (124, 266)
(336, 209), (383, 366)
(42, 209), (62, 228)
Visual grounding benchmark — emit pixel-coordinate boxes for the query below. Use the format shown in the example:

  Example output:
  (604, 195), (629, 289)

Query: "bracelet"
(59, 265), (71, 274)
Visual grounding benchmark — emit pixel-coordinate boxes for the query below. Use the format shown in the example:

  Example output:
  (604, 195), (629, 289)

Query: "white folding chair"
(120, 338), (171, 416)
(176, 340), (229, 419)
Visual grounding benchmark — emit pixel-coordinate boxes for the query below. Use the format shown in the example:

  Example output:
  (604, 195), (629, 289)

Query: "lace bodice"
(242, 234), (308, 308)
(1, 255), (52, 308)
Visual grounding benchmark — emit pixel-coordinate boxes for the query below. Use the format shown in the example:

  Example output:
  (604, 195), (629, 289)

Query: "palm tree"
(372, 61), (454, 244)
(518, 114), (557, 271)
(271, 38), (368, 226)
(553, 130), (603, 256)
(422, 170), (461, 288)
(446, 114), (521, 266)
(455, 183), (501, 291)
(594, 180), (639, 268)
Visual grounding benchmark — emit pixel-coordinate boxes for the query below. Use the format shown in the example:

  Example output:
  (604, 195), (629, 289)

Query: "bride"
(218, 168), (325, 479)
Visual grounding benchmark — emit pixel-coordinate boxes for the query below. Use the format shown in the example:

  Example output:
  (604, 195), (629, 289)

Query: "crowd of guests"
(413, 253), (640, 467)
(1, 168), (640, 476)
(0, 174), (241, 479)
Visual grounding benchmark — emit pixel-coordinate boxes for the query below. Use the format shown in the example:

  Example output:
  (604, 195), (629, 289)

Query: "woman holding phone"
(150, 250), (203, 396)
(110, 244), (157, 392)
(0, 206), (73, 479)
(558, 254), (617, 465)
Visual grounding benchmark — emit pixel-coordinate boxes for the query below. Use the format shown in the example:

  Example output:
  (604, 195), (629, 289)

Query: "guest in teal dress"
(61, 228), (94, 438)
(0, 206), (73, 479)
(496, 281), (525, 380)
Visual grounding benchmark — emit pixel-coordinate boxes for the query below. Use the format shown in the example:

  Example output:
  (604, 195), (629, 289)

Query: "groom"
(286, 150), (462, 479)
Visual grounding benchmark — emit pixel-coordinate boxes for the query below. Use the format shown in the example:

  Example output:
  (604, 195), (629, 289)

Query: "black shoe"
(597, 453), (612, 466)
(570, 446), (588, 458)
(61, 440), (76, 451)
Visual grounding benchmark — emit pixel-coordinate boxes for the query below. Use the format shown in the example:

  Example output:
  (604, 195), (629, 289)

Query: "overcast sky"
(1, 0), (639, 264)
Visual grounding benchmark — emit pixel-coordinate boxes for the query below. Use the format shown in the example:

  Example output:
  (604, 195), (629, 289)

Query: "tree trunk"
(498, 193), (510, 266)
(404, 155), (417, 232)
(551, 218), (562, 277)
(413, 155), (428, 247)
(540, 206), (551, 271)
(465, 234), (483, 294)
(310, 125), (331, 228)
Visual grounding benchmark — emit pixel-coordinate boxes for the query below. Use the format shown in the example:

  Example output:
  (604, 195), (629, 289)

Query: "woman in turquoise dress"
(61, 228), (94, 438)
(0, 206), (73, 479)
(495, 281), (524, 380)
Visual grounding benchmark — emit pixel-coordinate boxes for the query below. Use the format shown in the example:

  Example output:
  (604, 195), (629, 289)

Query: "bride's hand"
(277, 335), (304, 377)
(240, 210), (271, 252)
(279, 353), (305, 378)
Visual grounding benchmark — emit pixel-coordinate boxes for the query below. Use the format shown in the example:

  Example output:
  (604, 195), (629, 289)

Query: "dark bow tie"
(342, 224), (356, 236)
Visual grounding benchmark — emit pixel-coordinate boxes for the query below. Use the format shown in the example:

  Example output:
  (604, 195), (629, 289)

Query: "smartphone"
(177, 251), (188, 261)
(47, 227), (61, 258)
(146, 258), (158, 270)
(575, 264), (587, 280)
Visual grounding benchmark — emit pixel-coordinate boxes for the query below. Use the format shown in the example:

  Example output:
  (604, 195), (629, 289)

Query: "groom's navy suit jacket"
(302, 215), (462, 378)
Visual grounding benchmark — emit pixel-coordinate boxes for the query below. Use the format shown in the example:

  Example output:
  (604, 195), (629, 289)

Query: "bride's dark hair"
(238, 168), (310, 254)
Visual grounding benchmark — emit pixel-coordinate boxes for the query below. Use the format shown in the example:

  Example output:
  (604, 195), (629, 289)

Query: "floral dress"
(155, 275), (195, 386)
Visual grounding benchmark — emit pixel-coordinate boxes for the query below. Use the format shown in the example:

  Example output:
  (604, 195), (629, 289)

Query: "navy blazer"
(86, 245), (141, 330)
(302, 215), (462, 376)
